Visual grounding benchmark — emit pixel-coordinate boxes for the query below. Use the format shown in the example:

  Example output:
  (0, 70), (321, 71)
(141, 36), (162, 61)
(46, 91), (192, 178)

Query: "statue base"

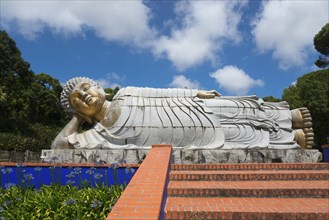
(41, 149), (322, 164)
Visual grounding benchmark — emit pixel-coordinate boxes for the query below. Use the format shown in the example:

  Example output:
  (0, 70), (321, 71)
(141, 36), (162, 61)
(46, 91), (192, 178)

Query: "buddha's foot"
(291, 107), (312, 129)
(291, 107), (314, 148)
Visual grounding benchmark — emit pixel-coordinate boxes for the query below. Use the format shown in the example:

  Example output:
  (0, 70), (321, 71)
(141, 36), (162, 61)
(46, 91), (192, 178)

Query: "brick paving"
(166, 162), (329, 219)
(171, 163), (329, 171)
(168, 180), (329, 197)
(170, 169), (329, 181)
(107, 145), (172, 220)
(165, 197), (329, 219)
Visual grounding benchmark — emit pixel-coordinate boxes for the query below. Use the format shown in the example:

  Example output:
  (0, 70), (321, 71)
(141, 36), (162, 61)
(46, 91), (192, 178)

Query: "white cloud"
(1, 1), (155, 43)
(1, 1), (249, 71)
(151, 1), (246, 71)
(252, 1), (328, 70)
(209, 65), (264, 95)
(95, 72), (125, 89)
(169, 75), (201, 89)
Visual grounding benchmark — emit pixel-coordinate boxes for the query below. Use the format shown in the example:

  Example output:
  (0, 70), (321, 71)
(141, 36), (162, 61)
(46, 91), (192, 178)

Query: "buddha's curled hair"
(60, 77), (99, 113)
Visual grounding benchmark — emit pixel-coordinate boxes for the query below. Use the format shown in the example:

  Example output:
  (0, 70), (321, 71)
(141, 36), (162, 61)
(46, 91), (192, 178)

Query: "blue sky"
(1, 0), (328, 98)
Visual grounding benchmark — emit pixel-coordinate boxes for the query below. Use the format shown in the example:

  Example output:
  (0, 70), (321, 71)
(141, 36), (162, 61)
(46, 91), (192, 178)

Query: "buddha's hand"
(196, 90), (221, 99)
(73, 113), (86, 125)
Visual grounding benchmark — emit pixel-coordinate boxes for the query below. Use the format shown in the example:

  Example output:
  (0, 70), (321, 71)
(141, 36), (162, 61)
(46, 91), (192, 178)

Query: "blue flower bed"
(1, 163), (137, 189)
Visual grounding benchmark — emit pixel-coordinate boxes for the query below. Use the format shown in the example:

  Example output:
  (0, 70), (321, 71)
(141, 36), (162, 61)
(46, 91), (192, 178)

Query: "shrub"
(0, 184), (122, 219)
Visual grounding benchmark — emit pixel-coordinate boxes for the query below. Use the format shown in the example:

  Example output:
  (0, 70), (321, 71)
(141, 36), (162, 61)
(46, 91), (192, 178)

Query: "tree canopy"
(314, 23), (329, 68)
(0, 31), (66, 151)
(282, 69), (329, 147)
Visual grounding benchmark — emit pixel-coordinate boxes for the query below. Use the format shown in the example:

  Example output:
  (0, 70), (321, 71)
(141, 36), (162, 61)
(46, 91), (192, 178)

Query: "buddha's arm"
(51, 115), (84, 149)
(196, 90), (221, 99)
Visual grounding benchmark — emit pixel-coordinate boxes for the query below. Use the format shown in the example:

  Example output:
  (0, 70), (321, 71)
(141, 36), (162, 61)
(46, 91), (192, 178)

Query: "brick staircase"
(165, 163), (329, 219)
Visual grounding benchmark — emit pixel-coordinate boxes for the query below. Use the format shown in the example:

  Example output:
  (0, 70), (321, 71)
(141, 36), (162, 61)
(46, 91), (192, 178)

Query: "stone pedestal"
(41, 149), (322, 164)
(172, 149), (322, 164)
(41, 149), (149, 164)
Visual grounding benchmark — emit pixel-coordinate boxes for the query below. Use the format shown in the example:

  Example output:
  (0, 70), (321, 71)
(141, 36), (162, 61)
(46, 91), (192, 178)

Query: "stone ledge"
(41, 149), (322, 164)
(41, 149), (149, 164)
(172, 149), (322, 164)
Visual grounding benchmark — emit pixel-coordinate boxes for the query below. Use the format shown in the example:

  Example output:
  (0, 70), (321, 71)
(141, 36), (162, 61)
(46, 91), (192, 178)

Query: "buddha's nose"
(78, 90), (88, 98)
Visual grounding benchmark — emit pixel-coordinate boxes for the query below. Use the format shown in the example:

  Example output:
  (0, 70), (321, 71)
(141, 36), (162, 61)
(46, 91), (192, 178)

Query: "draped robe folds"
(68, 87), (299, 149)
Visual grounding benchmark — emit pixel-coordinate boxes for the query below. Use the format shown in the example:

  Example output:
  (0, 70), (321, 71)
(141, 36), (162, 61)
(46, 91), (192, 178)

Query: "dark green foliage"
(263, 96), (281, 102)
(28, 73), (65, 124)
(0, 31), (34, 121)
(282, 69), (329, 147)
(105, 87), (120, 101)
(0, 31), (66, 151)
(0, 124), (63, 152)
(314, 23), (329, 68)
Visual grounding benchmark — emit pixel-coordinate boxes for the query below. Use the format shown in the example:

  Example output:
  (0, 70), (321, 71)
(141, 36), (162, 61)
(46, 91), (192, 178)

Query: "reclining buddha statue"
(51, 77), (314, 150)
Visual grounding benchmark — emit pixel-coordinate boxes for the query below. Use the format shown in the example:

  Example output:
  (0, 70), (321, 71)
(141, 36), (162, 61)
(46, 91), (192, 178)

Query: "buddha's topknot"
(60, 77), (99, 112)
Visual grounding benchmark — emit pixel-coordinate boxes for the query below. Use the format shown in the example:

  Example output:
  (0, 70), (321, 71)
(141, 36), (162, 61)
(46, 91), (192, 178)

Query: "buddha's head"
(61, 77), (106, 123)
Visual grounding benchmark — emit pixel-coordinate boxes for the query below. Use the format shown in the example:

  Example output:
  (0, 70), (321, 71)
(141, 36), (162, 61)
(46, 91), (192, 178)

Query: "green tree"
(314, 23), (329, 68)
(105, 86), (120, 101)
(263, 96), (281, 102)
(282, 69), (329, 147)
(0, 31), (34, 123)
(0, 31), (66, 151)
(28, 73), (64, 124)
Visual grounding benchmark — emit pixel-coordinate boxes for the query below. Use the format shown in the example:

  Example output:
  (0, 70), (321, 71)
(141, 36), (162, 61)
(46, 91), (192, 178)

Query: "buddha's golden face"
(69, 82), (106, 118)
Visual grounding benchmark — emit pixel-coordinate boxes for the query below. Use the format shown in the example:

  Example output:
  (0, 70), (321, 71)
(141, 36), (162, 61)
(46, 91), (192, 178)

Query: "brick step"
(168, 180), (329, 198)
(171, 163), (329, 171)
(169, 170), (329, 181)
(165, 197), (329, 220)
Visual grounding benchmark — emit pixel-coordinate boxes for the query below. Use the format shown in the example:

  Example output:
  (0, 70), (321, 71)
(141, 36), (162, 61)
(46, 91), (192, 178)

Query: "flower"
(2, 167), (13, 174)
(86, 169), (94, 175)
(23, 173), (34, 181)
(34, 167), (42, 172)
(64, 198), (77, 205)
(16, 163), (25, 167)
(73, 167), (82, 174)
(111, 163), (119, 169)
(3, 200), (12, 206)
(93, 173), (103, 180)
(66, 180), (75, 185)
(125, 167), (135, 175)
(117, 159), (126, 164)
(91, 199), (102, 208)
(34, 189), (41, 194)
(66, 171), (76, 179)
(4, 183), (16, 189)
